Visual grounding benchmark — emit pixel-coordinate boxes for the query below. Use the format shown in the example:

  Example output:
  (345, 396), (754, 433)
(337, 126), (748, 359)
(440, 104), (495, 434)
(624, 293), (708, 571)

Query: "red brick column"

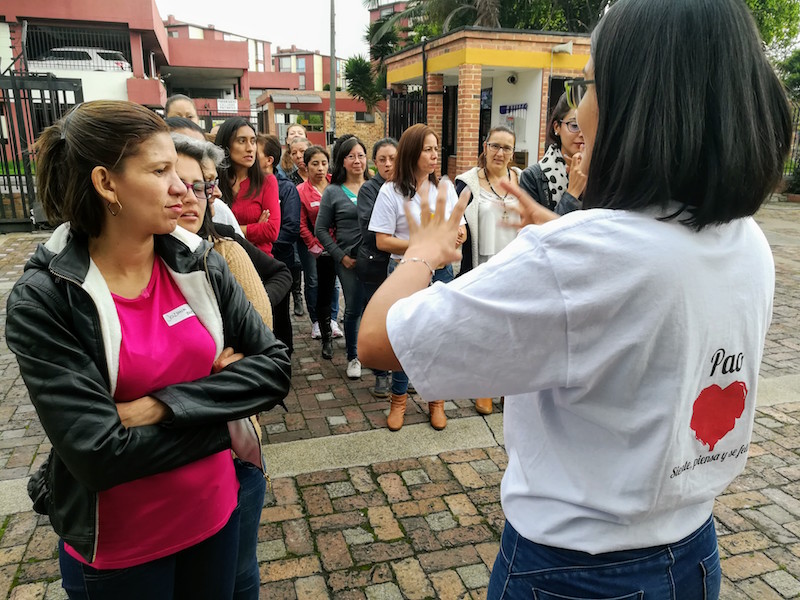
(425, 73), (444, 178)
(538, 69), (552, 160)
(455, 63), (482, 176)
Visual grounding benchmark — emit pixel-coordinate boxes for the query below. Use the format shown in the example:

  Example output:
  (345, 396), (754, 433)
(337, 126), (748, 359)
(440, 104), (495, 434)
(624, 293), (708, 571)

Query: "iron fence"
(389, 92), (424, 141)
(786, 101), (800, 177)
(0, 73), (83, 231)
(24, 25), (132, 74)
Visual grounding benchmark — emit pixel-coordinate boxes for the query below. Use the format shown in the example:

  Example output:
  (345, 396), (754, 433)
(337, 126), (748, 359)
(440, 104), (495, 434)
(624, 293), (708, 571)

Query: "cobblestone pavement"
(0, 201), (799, 599)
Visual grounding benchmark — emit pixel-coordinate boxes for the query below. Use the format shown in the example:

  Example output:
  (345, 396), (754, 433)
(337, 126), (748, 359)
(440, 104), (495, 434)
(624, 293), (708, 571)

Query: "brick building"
(259, 91), (387, 151)
(0, 0), (299, 130)
(384, 28), (591, 176)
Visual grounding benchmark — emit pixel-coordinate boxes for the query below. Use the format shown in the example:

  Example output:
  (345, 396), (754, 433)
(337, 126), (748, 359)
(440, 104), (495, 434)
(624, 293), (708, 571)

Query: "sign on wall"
(217, 99), (239, 113)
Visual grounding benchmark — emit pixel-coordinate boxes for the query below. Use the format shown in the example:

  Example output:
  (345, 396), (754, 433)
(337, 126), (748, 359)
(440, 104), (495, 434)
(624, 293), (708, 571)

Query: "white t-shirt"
(369, 179), (465, 260)
(386, 207), (774, 553)
(212, 201), (244, 238)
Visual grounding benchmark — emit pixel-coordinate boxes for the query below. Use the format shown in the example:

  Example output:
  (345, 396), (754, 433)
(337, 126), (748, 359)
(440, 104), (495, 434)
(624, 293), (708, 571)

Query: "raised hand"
(499, 179), (558, 228)
(403, 180), (469, 268)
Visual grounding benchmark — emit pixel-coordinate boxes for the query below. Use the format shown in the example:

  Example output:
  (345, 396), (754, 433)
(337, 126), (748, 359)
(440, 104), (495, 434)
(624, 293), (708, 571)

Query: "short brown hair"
(35, 100), (168, 237)
(393, 123), (437, 199)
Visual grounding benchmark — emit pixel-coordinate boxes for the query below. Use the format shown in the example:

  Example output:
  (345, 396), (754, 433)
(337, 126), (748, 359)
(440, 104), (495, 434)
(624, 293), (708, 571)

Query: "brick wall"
(455, 63), (481, 176)
(325, 111), (388, 168)
(426, 73), (444, 178)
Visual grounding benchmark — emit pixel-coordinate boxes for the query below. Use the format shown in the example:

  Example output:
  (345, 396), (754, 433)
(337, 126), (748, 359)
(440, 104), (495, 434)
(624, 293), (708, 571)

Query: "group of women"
(8, 0), (792, 598)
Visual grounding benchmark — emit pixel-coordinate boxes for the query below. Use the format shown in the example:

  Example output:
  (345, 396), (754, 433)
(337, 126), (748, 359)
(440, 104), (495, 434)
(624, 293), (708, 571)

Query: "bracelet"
(399, 257), (435, 276)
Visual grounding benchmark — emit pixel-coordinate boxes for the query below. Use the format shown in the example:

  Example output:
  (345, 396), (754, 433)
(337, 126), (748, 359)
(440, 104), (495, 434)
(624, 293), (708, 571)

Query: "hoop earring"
(107, 201), (122, 217)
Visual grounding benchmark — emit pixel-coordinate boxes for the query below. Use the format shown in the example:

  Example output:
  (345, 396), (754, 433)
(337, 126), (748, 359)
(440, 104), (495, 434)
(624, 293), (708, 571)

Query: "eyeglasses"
(487, 142), (514, 154)
(205, 178), (220, 193)
(564, 78), (595, 110)
(181, 180), (211, 201)
(559, 120), (581, 134)
(345, 153), (366, 161)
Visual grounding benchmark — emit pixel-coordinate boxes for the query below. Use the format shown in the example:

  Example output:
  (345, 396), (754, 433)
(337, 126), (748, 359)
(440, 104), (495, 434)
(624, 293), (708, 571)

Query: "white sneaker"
(346, 358), (362, 379)
(331, 321), (344, 338)
(311, 322), (321, 339)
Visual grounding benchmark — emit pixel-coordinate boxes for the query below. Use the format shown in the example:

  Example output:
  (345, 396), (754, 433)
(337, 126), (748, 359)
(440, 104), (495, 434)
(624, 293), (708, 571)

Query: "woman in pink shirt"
(217, 118), (281, 256)
(6, 101), (291, 600)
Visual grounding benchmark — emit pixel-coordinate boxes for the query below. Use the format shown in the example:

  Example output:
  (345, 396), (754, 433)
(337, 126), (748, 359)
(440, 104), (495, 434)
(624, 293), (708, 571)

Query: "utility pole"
(329, 0), (336, 149)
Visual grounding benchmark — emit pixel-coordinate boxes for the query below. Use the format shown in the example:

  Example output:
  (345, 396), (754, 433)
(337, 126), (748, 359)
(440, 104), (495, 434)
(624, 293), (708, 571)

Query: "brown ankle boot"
(429, 400), (447, 430)
(475, 398), (493, 415)
(386, 393), (407, 431)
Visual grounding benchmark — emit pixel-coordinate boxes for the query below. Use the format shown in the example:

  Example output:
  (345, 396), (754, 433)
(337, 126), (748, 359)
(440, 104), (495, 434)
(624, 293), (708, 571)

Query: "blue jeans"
(297, 241), (338, 324)
(233, 459), (266, 600)
(59, 508), (241, 600)
(334, 261), (365, 361)
(384, 260), (454, 393)
(487, 516), (720, 600)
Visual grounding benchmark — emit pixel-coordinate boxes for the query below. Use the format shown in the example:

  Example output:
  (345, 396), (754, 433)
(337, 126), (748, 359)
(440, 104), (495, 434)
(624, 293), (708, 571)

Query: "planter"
(786, 193), (800, 203)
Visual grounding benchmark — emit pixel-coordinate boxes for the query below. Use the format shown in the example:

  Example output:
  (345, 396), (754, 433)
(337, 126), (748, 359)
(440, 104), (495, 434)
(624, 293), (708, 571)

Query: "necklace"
(484, 168), (512, 221)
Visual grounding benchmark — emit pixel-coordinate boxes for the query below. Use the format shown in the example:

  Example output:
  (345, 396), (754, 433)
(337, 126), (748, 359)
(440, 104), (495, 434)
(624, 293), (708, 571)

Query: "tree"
(779, 47), (800, 99)
(745, 0), (800, 50)
(365, 0), (798, 42)
(366, 18), (400, 87)
(344, 55), (382, 111)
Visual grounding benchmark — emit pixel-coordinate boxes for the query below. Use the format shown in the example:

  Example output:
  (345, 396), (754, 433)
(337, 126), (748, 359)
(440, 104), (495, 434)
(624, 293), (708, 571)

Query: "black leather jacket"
(5, 225), (292, 562)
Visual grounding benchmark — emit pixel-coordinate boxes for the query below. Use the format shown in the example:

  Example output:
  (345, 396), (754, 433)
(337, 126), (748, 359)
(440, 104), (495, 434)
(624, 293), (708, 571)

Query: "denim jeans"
(297, 241), (338, 324)
(334, 261), (365, 361)
(384, 260), (454, 393)
(233, 459), (266, 600)
(487, 516), (720, 600)
(59, 508), (241, 600)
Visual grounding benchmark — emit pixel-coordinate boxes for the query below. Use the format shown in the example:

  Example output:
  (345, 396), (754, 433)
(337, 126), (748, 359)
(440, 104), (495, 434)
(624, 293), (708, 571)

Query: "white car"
(27, 47), (132, 72)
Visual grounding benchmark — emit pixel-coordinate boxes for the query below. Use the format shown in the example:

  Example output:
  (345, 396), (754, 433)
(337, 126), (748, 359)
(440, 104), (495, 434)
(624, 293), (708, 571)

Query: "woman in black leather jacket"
(6, 101), (291, 600)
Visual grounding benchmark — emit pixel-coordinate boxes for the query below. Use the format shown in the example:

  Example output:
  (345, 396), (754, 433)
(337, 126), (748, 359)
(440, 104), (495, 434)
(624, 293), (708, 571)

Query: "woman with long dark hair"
(314, 136), (369, 377)
(359, 0), (790, 597)
(367, 123), (465, 431)
(297, 146), (343, 342)
(519, 92), (586, 215)
(7, 101), (291, 599)
(216, 118), (281, 257)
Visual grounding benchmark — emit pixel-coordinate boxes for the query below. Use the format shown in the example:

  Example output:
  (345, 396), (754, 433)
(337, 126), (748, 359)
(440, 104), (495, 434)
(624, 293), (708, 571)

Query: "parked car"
(27, 47), (132, 72)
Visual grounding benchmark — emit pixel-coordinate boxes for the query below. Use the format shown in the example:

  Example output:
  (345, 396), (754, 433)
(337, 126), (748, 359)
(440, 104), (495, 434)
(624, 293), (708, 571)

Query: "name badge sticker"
(163, 304), (195, 327)
(311, 201), (320, 208)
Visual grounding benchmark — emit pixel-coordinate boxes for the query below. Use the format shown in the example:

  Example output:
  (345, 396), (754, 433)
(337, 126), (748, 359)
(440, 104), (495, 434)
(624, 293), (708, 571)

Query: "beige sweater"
(213, 237), (273, 449)
(213, 238), (273, 329)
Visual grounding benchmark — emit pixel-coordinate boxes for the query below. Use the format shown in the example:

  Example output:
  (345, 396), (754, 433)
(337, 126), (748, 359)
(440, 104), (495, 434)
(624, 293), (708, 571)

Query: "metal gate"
(388, 92), (424, 141)
(786, 101), (800, 177)
(0, 73), (83, 232)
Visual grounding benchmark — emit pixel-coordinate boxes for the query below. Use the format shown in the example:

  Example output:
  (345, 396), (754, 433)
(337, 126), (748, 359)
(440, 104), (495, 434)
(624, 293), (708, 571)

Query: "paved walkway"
(0, 201), (799, 599)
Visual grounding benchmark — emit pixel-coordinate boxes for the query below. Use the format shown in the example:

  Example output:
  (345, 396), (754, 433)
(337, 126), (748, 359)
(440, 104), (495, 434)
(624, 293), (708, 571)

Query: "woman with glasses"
(216, 118), (281, 257)
(367, 123), (466, 432)
(360, 0), (790, 597)
(6, 101), (291, 599)
(314, 136), (369, 377)
(519, 92), (586, 215)
(165, 117), (245, 237)
(172, 133), (290, 600)
(453, 125), (522, 416)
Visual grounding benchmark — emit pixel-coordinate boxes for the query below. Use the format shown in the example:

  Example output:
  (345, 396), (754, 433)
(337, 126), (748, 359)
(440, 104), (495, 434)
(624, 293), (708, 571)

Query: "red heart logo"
(690, 382), (748, 451)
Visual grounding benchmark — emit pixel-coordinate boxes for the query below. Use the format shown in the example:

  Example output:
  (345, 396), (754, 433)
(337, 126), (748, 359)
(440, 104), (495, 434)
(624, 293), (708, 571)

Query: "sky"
(154, 0), (371, 60)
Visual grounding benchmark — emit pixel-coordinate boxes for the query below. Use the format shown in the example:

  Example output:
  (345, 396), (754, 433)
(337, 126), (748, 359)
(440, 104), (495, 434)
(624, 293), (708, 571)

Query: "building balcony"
(127, 77), (167, 108)
(167, 37), (248, 69)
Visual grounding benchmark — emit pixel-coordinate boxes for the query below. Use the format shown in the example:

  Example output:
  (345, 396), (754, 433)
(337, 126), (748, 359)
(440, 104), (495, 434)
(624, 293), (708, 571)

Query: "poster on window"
(499, 103), (528, 142)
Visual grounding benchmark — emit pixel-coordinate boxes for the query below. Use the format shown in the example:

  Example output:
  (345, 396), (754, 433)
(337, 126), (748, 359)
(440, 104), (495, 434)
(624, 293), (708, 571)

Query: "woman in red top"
(217, 118), (281, 256)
